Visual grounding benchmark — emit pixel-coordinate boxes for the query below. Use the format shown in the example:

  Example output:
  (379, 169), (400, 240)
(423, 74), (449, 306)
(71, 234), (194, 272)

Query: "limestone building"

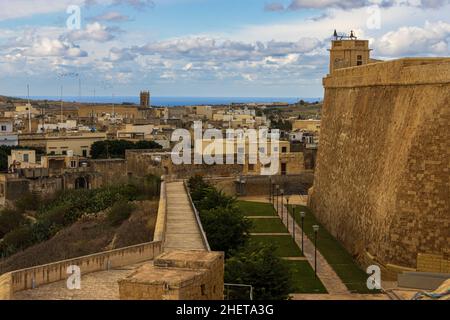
(328, 36), (371, 74)
(140, 90), (150, 108)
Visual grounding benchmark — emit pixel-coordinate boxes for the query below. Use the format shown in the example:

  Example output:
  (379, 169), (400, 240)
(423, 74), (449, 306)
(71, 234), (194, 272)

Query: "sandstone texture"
(310, 58), (450, 269)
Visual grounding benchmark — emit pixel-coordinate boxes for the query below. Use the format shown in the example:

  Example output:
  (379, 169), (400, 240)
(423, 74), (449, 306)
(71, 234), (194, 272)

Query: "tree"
(200, 206), (252, 256)
(188, 175), (211, 202)
(196, 188), (236, 211)
(225, 244), (293, 300)
(0, 209), (26, 239)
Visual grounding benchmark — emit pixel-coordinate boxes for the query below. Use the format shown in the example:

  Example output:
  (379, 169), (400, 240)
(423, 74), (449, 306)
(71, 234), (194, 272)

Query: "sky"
(0, 0), (449, 98)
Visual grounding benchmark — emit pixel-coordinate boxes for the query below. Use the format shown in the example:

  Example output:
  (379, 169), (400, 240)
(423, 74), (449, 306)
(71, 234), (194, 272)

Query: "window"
(70, 160), (77, 168)
(357, 55), (363, 66)
(82, 150), (88, 157)
(1, 125), (6, 131)
(23, 154), (29, 162)
(282, 146), (287, 153)
(62, 150), (67, 155)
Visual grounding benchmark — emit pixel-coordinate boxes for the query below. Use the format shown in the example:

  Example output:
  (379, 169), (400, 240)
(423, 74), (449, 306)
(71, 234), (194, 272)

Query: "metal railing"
(224, 283), (253, 300)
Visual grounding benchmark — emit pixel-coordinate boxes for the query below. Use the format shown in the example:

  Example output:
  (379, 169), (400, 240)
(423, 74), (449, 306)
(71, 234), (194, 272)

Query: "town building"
(18, 131), (107, 157)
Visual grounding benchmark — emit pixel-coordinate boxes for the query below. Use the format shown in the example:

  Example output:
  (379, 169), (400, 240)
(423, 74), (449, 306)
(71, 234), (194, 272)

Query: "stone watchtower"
(328, 30), (371, 74)
(140, 90), (150, 107)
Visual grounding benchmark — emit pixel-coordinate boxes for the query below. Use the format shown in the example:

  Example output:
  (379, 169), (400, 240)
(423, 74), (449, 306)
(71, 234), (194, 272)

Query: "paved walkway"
(14, 262), (146, 300)
(274, 201), (350, 295)
(164, 181), (207, 252)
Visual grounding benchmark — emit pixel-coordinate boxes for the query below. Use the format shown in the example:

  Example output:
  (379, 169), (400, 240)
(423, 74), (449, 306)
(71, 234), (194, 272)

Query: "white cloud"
(90, 11), (130, 22)
(183, 63), (193, 71)
(68, 22), (118, 42)
(0, 0), (81, 21)
(286, 0), (449, 10)
(25, 38), (87, 57)
(375, 21), (450, 56)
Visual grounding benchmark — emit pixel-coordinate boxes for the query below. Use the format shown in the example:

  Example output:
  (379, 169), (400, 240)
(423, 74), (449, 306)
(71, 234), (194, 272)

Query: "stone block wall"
(206, 172), (315, 196)
(309, 58), (450, 269)
(118, 250), (224, 300)
(417, 253), (450, 273)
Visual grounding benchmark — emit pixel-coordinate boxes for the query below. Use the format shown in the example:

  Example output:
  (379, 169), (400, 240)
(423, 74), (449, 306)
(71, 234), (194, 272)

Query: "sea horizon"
(11, 95), (322, 107)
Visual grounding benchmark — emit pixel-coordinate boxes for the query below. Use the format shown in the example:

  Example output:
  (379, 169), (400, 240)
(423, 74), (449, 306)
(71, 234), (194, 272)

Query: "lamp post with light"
(285, 196), (290, 228)
(292, 205), (296, 242)
(269, 177), (272, 203)
(313, 225), (320, 278)
(275, 185), (279, 214)
(300, 211), (305, 252)
(280, 189), (284, 219)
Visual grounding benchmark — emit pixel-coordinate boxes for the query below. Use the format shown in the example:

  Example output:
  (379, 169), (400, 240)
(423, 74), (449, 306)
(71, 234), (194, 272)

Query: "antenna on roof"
(27, 84), (31, 132)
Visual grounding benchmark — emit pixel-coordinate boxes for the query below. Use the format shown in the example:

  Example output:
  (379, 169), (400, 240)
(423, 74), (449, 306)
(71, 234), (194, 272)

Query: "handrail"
(183, 180), (211, 251)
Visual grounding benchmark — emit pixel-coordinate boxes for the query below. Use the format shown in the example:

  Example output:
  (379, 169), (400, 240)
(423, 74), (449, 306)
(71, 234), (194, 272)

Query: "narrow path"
(164, 181), (207, 252)
(275, 202), (350, 295)
(14, 262), (146, 300)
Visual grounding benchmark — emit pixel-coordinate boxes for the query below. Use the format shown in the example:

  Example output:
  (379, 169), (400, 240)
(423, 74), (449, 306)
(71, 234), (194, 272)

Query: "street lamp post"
(300, 211), (305, 253)
(280, 189), (284, 220)
(313, 225), (320, 278)
(285, 196), (290, 229)
(269, 177), (272, 203)
(271, 183), (275, 204)
(275, 185), (279, 214)
(292, 205), (296, 242)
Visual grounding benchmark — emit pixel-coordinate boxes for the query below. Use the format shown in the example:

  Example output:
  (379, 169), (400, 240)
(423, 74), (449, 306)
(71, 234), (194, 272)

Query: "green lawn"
(249, 218), (288, 233)
(250, 235), (303, 257)
(237, 201), (276, 216)
(285, 260), (327, 293)
(289, 205), (378, 294)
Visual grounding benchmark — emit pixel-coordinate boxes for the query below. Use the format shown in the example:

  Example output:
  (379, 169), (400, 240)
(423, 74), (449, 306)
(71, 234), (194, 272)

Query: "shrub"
(225, 243), (293, 300)
(107, 201), (137, 226)
(41, 203), (71, 227)
(15, 192), (41, 211)
(199, 206), (252, 256)
(1, 225), (34, 254)
(0, 208), (26, 239)
(188, 175), (210, 193)
(196, 188), (236, 211)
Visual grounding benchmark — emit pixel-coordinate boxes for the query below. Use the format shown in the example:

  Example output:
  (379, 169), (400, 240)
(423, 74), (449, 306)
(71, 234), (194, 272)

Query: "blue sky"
(0, 0), (449, 98)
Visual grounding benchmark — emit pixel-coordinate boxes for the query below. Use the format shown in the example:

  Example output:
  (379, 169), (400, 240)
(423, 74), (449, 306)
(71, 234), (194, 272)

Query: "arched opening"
(75, 176), (89, 189)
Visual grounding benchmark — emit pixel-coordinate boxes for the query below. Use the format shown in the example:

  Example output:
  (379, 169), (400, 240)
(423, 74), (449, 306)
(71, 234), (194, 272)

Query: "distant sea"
(16, 96), (321, 107)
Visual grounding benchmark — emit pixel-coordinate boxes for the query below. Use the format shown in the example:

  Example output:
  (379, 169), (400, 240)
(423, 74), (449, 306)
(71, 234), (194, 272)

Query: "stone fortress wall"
(309, 58), (450, 270)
